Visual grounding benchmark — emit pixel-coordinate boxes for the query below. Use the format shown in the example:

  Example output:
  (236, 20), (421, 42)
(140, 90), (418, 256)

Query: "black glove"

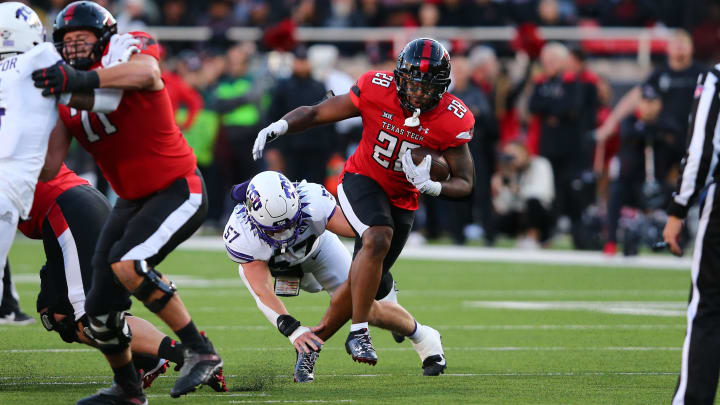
(32, 62), (100, 97)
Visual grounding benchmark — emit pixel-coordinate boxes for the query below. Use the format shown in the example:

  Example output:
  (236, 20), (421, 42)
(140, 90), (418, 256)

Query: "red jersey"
(59, 31), (197, 200)
(17, 164), (88, 239)
(343, 70), (475, 210)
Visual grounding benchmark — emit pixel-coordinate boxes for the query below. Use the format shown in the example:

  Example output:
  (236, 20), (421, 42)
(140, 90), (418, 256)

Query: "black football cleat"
(76, 381), (147, 405)
(345, 328), (377, 365)
(421, 354), (447, 376)
(206, 367), (228, 392)
(140, 359), (169, 389)
(170, 332), (223, 398)
(294, 349), (320, 383)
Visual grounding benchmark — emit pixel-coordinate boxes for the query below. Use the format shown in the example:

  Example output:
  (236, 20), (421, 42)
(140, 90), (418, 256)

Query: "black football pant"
(673, 183), (720, 405)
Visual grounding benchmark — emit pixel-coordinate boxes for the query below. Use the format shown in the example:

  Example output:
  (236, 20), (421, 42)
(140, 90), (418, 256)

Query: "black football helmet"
(394, 38), (451, 112)
(52, 1), (117, 70)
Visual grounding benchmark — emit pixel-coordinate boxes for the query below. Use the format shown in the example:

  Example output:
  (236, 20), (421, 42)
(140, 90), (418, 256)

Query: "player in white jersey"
(0, 2), (138, 315)
(223, 171), (446, 382)
(0, 2), (62, 301)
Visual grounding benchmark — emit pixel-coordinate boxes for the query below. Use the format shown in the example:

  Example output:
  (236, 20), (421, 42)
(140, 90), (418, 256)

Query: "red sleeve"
(129, 31), (160, 60)
(444, 97), (476, 149)
(177, 80), (203, 130)
(349, 71), (373, 109)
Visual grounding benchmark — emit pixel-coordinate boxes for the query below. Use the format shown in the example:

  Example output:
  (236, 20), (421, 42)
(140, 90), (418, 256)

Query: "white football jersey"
(0, 42), (62, 218)
(223, 181), (338, 268)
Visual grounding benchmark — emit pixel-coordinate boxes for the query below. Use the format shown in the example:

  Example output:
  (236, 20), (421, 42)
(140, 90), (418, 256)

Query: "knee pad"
(84, 312), (132, 354)
(375, 271), (395, 301)
(131, 260), (176, 313)
(40, 310), (83, 344)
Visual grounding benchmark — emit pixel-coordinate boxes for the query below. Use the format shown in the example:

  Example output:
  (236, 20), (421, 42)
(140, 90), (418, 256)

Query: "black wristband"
(78, 69), (100, 91)
(667, 200), (689, 219)
(276, 314), (301, 337)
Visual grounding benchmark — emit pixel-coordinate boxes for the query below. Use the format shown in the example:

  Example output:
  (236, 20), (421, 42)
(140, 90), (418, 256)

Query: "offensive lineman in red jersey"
(253, 38), (475, 373)
(18, 164), (226, 391)
(33, 2), (222, 403)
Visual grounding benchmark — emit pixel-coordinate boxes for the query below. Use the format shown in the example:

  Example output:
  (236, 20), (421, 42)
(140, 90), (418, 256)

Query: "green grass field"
(0, 239), (693, 404)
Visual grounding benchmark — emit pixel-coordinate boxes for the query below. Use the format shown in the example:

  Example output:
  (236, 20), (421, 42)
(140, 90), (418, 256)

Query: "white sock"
(408, 320), (423, 342)
(350, 322), (369, 332)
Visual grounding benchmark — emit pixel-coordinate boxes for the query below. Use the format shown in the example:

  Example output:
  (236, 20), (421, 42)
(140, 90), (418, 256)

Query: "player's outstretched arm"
(239, 261), (324, 353)
(96, 53), (163, 91)
(439, 143), (474, 198)
(253, 93), (360, 160)
(39, 119), (71, 181)
(326, 206), (355, 238)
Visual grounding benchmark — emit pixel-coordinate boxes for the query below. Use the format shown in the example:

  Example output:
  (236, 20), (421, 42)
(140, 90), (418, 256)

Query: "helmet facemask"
(56, 31), (95, 70)
(394, 69), (448, 112)
(249, 209), (303, 249)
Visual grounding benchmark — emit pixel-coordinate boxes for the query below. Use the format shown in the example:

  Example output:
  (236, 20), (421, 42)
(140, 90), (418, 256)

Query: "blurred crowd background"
(22, 0), (720, 254)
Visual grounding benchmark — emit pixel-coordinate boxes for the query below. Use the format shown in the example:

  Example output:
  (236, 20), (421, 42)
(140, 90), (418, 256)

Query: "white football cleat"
(410, 325), (446, 376)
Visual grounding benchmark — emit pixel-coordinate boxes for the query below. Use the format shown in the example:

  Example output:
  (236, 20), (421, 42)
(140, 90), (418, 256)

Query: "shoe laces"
(355, 332), (373, 352)
(298, 351), (318, 374)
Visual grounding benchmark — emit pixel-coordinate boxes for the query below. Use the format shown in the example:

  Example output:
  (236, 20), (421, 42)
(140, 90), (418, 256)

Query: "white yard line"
(466, 301), (688, 317)
(178, 236), (693, 270)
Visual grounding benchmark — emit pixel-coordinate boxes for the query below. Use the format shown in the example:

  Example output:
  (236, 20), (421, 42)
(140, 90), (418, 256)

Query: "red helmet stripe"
(419, 39), (433, 73)
(63, 4), (78, 22)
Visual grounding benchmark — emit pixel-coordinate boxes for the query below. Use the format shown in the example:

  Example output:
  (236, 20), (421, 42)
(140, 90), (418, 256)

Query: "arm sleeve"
(667, 70), (720, 219)
(238, 264), (280, 326)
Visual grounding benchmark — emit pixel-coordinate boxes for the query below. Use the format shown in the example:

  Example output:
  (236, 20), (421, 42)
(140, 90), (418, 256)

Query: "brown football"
(410, 147), (451, 181)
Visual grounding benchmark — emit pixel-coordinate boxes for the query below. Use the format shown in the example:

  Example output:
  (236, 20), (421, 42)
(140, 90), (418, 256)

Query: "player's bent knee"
(362, 227), (393, 257)
(84, 312), (132, 354)
(125, 260), (177, 313)
(39, 310), (86, 344)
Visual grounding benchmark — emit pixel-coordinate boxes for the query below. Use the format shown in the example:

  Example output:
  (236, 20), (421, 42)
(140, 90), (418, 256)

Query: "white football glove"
(101, 33), (141, 68)
(401, 150), (442, 197)
(253, 119), (288, 160)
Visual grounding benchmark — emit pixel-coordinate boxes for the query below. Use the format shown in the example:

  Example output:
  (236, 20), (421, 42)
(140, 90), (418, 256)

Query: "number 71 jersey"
(343, 70), (474, 211)
(58, 31), (196, 201)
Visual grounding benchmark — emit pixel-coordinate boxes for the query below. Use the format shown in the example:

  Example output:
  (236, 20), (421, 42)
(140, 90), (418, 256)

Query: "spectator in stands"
(469, 0), (503, 25)
(450, 55), (498, 245)
(212, 43), (267, 215)
(115, 0), (149, 33)
(596, 29), (704, 153)
(356, 0), (385, 27)
(603, 84), (679, 255)
(159, 0), (195, 55)
(536, 0), (575, 26)
(267, 45), (332, 184)
(324, 0), (362, 27)
(528, 42), (586, 245)
(198, 0), (240, 51)
(438, 0), (466, 26)
(418, 2), (440, 27)
(308, 44), (362, 156)
(492, 140), (555, 249)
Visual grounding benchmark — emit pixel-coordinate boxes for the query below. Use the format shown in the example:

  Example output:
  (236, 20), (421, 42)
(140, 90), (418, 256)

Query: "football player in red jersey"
(33, 2), (222, 403)
(18, 164), (225, 392)
(253, 38), (475, 373)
